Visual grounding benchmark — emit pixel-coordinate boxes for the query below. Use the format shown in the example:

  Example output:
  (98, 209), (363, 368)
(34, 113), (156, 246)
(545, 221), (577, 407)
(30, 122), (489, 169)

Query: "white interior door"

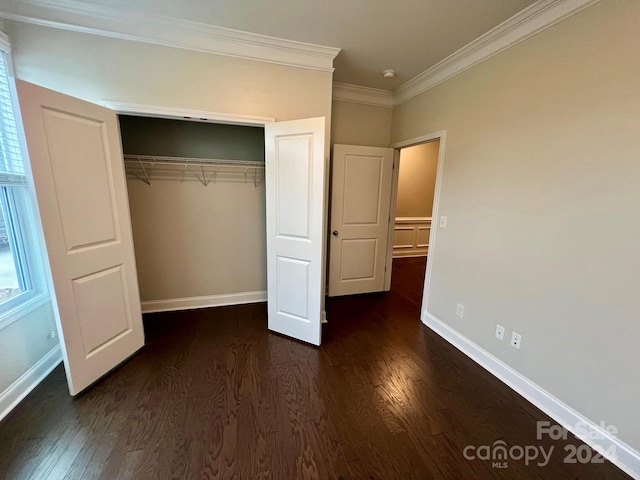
(265, 117), (325, 346)
(328, 144), (394, 296)
(17, 81), (144, 395)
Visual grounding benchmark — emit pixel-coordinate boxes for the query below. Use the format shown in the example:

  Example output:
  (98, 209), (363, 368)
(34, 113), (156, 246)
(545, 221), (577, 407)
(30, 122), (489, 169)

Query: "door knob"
(332, 230), (339, 237)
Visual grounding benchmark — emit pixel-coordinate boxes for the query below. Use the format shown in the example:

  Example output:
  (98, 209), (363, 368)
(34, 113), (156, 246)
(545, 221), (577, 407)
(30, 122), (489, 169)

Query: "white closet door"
(265, 117), (325, 346)
(17, 81), (144, 395)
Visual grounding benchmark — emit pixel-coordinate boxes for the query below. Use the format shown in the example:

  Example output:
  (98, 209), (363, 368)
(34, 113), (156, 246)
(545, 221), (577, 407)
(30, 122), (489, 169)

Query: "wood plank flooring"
(0, 257), (631, 479)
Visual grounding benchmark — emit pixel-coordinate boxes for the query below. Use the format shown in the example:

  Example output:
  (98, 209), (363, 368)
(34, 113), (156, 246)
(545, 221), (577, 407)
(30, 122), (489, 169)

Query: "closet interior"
(118, 115), (267, 312)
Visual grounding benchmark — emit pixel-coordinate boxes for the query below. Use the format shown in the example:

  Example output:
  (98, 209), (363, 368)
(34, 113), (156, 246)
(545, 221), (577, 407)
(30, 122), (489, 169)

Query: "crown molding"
(0, 0), (599, 105)
(393, 0), (600, 106)
(0, 0), (340, 72)
(332, 82), (394, 108)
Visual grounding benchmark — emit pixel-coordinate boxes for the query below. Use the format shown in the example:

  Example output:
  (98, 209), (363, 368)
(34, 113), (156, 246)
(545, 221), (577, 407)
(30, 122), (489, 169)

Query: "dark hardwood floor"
(0, 257), (631, 479)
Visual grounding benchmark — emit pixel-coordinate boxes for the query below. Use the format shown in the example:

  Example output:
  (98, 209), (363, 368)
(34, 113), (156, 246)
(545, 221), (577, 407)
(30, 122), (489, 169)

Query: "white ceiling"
(65, 0), (537, 90)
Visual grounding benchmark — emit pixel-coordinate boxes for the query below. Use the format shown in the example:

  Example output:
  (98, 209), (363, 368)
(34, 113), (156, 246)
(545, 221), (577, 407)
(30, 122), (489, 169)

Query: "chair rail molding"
(0, 0), (340, 72)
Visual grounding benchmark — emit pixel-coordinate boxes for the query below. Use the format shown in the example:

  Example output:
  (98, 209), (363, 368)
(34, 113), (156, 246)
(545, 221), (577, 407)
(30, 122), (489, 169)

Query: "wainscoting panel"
(393, 217), (431, 258)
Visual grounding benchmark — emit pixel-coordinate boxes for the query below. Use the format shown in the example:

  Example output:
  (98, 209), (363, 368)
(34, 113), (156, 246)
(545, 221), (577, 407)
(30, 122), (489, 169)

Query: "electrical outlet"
(456, 303), (464, 318)
(440, 216), (447, 228)
(48, 331), (56, 340)
(510, 332), (522, 349)
(495, 324), (505, 341)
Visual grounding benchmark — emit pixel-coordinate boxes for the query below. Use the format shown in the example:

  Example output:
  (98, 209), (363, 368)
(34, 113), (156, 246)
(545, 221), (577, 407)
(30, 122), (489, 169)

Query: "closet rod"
(123, 154), (264, 168)
(123, 154), (264, 187)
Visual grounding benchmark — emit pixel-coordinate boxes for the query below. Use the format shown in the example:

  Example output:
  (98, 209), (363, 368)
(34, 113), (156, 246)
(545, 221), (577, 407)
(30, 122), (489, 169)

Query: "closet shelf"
(123, 154), (265, 187)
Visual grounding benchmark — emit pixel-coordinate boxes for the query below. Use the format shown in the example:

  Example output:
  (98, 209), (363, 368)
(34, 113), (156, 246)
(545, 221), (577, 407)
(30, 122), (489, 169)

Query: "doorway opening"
(387, 131), (446, 321)
(387, 139), (440, 311)
(326, 131), (446, 326)
(117, 114), (268, 315)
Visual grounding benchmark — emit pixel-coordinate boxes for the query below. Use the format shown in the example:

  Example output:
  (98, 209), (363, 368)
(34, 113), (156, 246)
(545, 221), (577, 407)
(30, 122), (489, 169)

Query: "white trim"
(141, 291), (267, 314)
(393, 252), (427, 259)
(391, 132), (444, 149)
(0, 345), (62, 422)
(421, 312), (640, 480)
(383, 149), (401, 291)
(395, 216), (432, 224)
(0, 292), (50, 330)
(0, 0), (340, 73)
(332, 82), (394, 108)
(101, 101), (275, 126)
(393, 0), (600, 106)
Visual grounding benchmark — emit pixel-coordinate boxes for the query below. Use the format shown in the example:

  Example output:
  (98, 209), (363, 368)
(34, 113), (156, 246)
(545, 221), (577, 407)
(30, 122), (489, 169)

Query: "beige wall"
(331, 100), (392, 147)
(392, 0), (640, 451)
(6, 21), (333, 302)
(127, 179), (266, 300)
(396, 141), (439, 218)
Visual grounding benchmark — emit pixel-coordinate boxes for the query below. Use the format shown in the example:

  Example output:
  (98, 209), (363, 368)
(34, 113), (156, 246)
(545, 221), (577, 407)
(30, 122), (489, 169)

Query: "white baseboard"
(422, 312), (640, 480)
(0, 345), (63, 422)
(321, 309), (327, 324)
(141, 290), (267, 314)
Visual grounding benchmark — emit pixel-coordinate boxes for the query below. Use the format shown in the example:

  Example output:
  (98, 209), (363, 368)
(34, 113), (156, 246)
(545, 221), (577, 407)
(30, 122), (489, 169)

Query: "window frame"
(0, 34), (50, 330)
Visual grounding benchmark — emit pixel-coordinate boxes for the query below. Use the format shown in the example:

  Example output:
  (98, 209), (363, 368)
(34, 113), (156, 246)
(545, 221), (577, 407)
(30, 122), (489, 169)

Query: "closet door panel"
(265, 117), (325, 346)
(18, 80), (144, 395)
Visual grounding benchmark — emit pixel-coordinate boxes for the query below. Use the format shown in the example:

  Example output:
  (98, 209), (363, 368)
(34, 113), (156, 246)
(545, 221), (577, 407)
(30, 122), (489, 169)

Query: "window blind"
(0, 52), (26, 186)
